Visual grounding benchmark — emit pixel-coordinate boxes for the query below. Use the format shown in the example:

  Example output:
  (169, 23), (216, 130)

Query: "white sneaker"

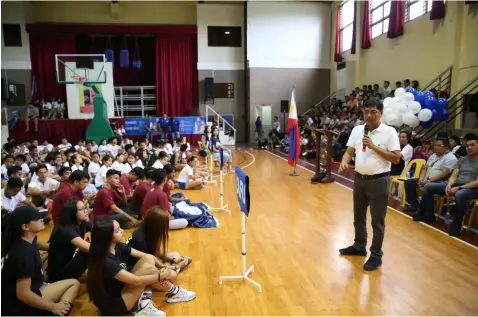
(135, 301), (166, 316)
(165, 287), (196, 303)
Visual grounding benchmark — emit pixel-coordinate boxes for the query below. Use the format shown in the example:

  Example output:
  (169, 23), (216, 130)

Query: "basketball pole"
(219, 211), (262, 293)
(209, 166), (230, 213)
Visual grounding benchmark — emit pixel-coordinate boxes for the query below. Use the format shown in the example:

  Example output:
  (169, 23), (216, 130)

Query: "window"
(405, 0), (433, 23)
(339, 0), (355, 52)
(370, 0), (391, 38)
(2, 24), (22, 47)
(208, 26), (241, 47)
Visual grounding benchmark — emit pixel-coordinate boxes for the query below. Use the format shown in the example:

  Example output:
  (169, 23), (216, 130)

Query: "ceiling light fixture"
(225, 31), (230, 34)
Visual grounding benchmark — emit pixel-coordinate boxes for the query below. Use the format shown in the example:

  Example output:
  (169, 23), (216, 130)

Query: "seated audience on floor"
(93, 169), (138, 229)
(404, 137), (458, 213)
(413, 133), (478, 237)
(51, 170), (88, 224)
(2, 165), (25, 189)
(126, 206), (195, 303)
(210, 127), (233, 173)
(281, 133), (289, 153)
(95, 155), (113, 189)
(47, 199), (92, 283)
(1, 206), (80, 317)
(132, 167), (155, 213)
(177, 157), (203, 190)
(119, 167), (145, 201)
(27, 164), (59, 208)
(164, 164), (187, 203)
(1, 177), (32, 215)
(86, 220), (175, 316)
(257, 131), (268, 149)
(269, 132), (281, 148)
(195, 150), (209, 179)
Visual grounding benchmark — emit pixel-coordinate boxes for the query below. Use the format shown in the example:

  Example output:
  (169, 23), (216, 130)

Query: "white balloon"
(395, 88), (406, 99)
(392, 96), (401, 104)
(409, 116), (420, 128)
(385, 112), (398, 126)
(402, 112), (416, 126)
(404, 92), (415, 103)
(418, 109), (433, 122)
(383, 97), (393, 108)
(407, 101), (422, 114)
(394, 115), (403, 127)
(394, 103), (407, 114)
(383, 107), (394, 115)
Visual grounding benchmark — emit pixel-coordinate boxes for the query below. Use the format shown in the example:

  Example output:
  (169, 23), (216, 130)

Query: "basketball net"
(72, 75), (85, 89)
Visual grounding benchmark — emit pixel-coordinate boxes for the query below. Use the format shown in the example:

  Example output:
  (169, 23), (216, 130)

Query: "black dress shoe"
(339, 245), (367, 256)
(412, 209), (422, 217)
(413, 215), (435, 222)
(403, 206), (417, 212)
(449, 226), (462, 237)
(364, 256), (382, 271)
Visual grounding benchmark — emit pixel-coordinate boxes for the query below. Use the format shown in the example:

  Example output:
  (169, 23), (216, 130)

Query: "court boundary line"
(264, 150), (478, 251)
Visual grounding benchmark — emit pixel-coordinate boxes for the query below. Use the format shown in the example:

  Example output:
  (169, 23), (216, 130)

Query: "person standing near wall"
(338, 99), (401, 271)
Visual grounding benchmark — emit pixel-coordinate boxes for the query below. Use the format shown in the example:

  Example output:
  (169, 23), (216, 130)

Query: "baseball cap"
(10, 206), (44, 227)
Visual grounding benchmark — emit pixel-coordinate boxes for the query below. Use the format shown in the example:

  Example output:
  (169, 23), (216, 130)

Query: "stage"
(7, 118), (202, 145)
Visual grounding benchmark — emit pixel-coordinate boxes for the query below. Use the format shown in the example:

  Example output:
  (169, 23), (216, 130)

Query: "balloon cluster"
(381, 88), (449, 129)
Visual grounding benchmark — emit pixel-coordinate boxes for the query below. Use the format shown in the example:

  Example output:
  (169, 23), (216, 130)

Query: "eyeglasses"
(363, 110), (380, 116)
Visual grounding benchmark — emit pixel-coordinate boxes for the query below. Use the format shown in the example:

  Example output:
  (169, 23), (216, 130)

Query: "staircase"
(421, 66), (453, 97)
(302, 91), (337, 117)
(205, 105), (236, 146)
(418, 75), (478, 142)
(114, 86), (156, 117)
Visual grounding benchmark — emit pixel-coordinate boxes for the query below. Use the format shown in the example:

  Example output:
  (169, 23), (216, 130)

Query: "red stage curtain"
(362, 0), (372, 49)
(387, 1), (405, 39)
(430, 1), (446, 20)
(334, 6), (342, 62)
(29, 34), (76, 101)
(155, 35), (198, 117)
(351, 1), (358, 54)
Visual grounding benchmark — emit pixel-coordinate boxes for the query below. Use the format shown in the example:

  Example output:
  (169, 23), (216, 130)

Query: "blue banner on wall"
(124, 117), (207, 136)
(235, 165), (250, 217)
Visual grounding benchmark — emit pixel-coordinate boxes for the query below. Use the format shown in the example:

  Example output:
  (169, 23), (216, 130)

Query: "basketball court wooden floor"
(36, 150), (478, 316)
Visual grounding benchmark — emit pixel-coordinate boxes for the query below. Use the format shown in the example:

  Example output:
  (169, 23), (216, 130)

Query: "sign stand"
(209, 147), (229, 212)
(219, 166), (262, 293)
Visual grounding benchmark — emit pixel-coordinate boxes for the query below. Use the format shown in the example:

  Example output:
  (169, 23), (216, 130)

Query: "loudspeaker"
(205, 77), (214, 99)
(281, 100), (289, 113)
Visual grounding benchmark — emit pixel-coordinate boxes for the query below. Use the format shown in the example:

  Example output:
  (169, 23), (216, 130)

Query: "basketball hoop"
(72, 75), (85, 89)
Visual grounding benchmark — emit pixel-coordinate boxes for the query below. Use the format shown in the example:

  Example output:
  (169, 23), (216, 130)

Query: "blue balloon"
(425, 91), (436, 98)
(420, 121), (433, 129)
(431, 110), (440, 121)
(415, 91), (426, 105)
(424, 96), (438, 110)
(439, 110), (449, 122)
(406, 88), (417, 95)
(437, 98), (448, 109)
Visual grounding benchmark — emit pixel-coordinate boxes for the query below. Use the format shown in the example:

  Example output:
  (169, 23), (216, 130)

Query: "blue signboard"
(235, 165), (250, 217)
(124, 116), (207, 136)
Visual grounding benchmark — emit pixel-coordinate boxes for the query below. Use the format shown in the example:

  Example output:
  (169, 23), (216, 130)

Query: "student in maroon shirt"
(140, 169), (188, 230)
(51, 170), (88, 223)
(132, 167), (154, 213)
(93, 169), (138, 229)
(57, 166), (72, 192)
(163, 164), (187, 203)
(119, 167), (144, 200)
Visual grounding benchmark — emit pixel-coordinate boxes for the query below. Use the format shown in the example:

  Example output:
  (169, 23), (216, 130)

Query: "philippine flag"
(287, 89), (300, 167)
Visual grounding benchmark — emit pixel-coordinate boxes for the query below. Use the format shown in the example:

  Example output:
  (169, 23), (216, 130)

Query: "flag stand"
(289, 163), (300, 176)
(219, 211), (262, 292)
(209, 168), (230, 213)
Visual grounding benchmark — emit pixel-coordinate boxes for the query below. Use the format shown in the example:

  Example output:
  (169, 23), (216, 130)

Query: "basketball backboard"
(55, 54), (107, 85)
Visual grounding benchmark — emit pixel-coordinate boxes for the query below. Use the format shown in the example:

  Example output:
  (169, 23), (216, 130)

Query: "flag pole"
(288, 85), (300, 177)
(289, 160), (300, 176)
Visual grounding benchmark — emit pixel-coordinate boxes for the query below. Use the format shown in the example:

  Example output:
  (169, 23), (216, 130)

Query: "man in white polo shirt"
(27, 164), (59, 207)
(338, 98), (401, 271)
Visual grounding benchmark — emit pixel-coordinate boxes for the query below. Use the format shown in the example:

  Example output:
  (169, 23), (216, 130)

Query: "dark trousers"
(258, 140), (268, 148)
(404, 178), (420, 209)
(353, 174), (390, 257)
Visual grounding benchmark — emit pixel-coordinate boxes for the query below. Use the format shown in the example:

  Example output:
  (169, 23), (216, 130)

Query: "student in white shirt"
(1, 177), (30, 214)
(97, 139), (108, 157)
(27, 164), (59, 207)
(88, 152), (101, 180)
(391, 131), (414, 176)
(338, 99), (401, 271)
(70, 155), (84, 172)
(111, 153), (125, 173)
(177, 156), (203, 190)
(1, 155), (15, 177)
(57, 138), (72, 152)
(106, 137), (121, 158)
(123, 153), (140, 174)
(152, 151), (170, 169)
(95, 155), (113, 189)
(90, 140), (98, 152)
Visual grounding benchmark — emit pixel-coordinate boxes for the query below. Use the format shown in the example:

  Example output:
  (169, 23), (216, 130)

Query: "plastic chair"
(437, 196), (478, 230)
(389, 159), (426, 207)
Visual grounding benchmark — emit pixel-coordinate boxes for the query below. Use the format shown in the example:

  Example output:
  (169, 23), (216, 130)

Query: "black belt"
(355, 171), (390, 180)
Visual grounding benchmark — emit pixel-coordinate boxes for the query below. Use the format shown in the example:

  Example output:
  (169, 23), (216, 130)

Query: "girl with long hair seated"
(87, 219), (178, 316)
(47, 199), (92, 283)
(127, 206), (195, 303)
(210, 127), (233, 173)
(1, 206), (80, 316)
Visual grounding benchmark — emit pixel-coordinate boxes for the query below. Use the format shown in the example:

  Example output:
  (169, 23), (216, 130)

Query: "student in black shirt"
(48, 199), (92, 282)
(87, 219), (176, 316)
(1, 206), (80, 316)
(127, 206), (195, 303)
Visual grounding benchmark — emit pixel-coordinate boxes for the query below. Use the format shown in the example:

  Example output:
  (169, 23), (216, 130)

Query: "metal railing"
(421, 66), (453, 96)
(418, 75), (478, 142)
(302, 91), (337, 117)
(114, 86), (156, 117)
(205, 105), (236, 144)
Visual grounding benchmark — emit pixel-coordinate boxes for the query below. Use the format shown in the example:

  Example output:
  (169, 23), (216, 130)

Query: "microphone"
(362, 124), (369, 152)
